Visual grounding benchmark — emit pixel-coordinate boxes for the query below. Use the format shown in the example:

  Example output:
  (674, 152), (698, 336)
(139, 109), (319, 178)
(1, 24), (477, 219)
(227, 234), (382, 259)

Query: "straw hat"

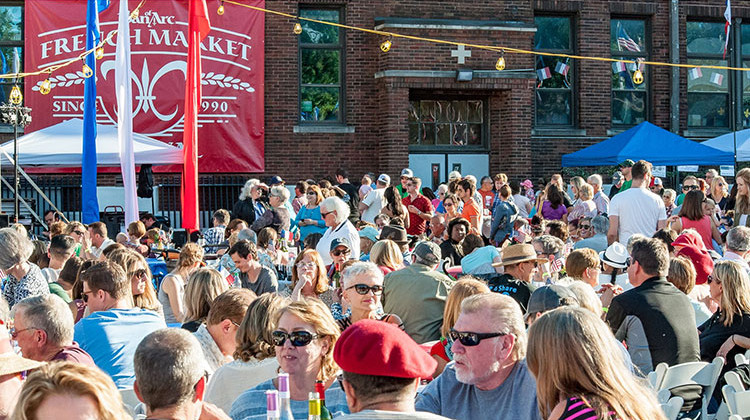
(0, 351), (44, 376)
(492, 244), (548, 267)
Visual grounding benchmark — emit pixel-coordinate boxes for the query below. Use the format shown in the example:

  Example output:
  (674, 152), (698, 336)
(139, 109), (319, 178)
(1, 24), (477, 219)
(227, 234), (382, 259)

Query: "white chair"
(722, 384), (750, 419)
(735, 349), (750, 367)
(657, 390), (684, 420)
(119, 388), (140, 417)
(648, 357), (725, 420)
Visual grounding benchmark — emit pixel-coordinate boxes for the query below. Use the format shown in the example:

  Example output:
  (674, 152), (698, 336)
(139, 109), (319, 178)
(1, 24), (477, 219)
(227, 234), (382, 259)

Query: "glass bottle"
(308, 392), (321, 420)
(278, 373), (296, 420)
(266, 390), (280, 420)
(315, 381), (332, 420)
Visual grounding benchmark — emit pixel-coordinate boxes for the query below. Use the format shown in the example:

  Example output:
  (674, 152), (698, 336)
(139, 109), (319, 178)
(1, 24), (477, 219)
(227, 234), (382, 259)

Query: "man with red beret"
(333, 319), (449, 419)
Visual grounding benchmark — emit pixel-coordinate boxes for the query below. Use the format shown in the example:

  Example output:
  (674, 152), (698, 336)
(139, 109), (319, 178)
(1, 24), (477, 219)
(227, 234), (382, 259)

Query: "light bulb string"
(223, 0), (749, 73)
(0, 0), (147, 81)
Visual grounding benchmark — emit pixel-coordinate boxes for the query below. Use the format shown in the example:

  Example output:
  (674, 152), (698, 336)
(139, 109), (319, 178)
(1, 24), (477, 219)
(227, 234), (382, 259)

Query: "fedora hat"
(379, 224), (409, 245)
(492, 244), (547, 267)
(599, 242), (629, 269)
(0, 351), (44, 376)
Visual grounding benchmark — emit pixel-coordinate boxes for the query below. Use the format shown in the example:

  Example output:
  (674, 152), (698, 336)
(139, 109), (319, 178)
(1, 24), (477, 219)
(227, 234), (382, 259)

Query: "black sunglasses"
(346, 284), (383, 295)
(332, 249), (351, 257)
(132, 269), (148, 279)
(271, 330), (319, 347)
(579, 224), (591, 230)
(707, 275), (720, 285)
(448, 328), (508, 347)
(682, 185), (699, 191)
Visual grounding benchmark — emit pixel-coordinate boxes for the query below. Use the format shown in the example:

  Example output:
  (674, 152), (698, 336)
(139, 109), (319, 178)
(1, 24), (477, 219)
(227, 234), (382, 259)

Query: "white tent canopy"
(701, 128), (750, 162)
(0, 118), (183, 166)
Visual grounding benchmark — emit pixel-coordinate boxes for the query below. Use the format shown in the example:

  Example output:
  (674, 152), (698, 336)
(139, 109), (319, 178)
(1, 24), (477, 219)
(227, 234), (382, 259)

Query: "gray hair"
(239, 178), (260, 200)
(134, 329), (205, 411)
(566, 281), (603, 317)
(533, 235), (564, 258)
(587, 174), (602, 187)
(626, 234), (648, 254)
(13, 295), (74, 347)
(727, 226), (750, 253)
(320, 196), (350, 225)
(237, 228), (257, 244)
(663, 188), (676, 200)
(591, 215), (609, 235)
(578, 183), (593, 201)
(461, 293), (527, 360)
(341, 261), (383, 289)
(436, 184), (449, 194)
(270, 185), (291, 203)
(0, 227), (33, 270)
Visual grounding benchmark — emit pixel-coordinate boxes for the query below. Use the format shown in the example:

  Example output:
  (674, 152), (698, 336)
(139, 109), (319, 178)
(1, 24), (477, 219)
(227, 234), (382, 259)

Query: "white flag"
(116, 0), (138, 225)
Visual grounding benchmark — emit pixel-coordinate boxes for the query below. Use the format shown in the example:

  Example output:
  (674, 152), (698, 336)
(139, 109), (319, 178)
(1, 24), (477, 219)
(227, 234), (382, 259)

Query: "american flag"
(617, 25), (641, 52)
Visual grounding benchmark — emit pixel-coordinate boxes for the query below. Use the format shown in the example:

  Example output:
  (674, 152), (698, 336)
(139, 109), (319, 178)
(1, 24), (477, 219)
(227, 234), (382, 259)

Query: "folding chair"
(722, 383), (750, 419)
(657, 390), (684, 420)
(648, 357), (725, 420)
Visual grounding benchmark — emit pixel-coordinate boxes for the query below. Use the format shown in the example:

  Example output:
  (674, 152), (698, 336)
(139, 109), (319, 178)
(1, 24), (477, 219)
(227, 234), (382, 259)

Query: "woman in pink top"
(669, 190), (723, 250)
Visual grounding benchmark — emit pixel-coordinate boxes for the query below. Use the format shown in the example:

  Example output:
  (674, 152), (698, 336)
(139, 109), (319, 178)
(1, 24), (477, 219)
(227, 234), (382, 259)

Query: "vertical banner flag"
(25, 1), (265, 174)
(82, 0), (110, 223)
(116, 0), (138, 225)
(724, 0), (732, 59)
(181, 0), (211, 231)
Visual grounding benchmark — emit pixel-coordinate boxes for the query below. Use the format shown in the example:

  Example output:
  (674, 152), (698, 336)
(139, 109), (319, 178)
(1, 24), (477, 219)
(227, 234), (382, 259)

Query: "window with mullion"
(408, 99), (485, 148)
(740, 24), (750, 128)
(534, 16), (574, 127)
(687, 21), (729, 128)
(0, 5), (23, 105)
(610, 18), (648, 127)
(298, 8), (343, 124)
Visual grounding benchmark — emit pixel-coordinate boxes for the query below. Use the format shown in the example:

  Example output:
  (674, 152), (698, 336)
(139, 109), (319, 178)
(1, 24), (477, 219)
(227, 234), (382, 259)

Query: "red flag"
(181, 0), (211, 231)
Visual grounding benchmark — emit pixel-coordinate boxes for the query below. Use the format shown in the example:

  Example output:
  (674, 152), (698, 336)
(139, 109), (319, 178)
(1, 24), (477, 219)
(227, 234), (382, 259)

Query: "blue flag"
(81, 0), (109, 223)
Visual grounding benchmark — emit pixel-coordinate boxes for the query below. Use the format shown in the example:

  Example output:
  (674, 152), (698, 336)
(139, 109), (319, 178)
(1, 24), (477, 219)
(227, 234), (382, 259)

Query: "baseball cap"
(526, 285), (579, 316)
(268, 176), (284, 186)
(612, 171), (623, 184)
(377, 174), (391, 184)
(650, 177), (662, 187)
(330, 237), (352, 252)
(401, 168), (414, 178)
(358, 226), (379, 243)
(618, 159), (635, 168)
(412, 241), (441, 265)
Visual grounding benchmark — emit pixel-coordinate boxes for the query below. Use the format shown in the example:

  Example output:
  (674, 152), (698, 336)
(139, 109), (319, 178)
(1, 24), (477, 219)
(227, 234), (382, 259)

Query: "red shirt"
(402, 194), (434, 235)
(478, 190), (495, 210)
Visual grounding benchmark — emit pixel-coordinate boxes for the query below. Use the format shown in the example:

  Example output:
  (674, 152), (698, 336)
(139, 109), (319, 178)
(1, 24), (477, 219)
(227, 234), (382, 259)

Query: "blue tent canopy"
(561, 121), (734, 167)
(701, 128), (750, 162)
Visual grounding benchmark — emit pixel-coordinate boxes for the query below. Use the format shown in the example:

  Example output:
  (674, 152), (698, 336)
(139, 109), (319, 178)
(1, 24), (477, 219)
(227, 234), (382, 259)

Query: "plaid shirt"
(202, 225), (226, 253)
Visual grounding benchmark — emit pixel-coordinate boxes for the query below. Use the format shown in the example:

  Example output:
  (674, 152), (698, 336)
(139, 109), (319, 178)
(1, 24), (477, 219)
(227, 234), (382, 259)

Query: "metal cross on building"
(451, 45), (471, 64)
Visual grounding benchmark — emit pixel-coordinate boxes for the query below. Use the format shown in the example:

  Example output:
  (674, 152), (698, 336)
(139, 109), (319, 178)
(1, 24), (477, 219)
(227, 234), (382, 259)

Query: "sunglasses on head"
(332, 248), (351, 257)
(346, 284), (383, 295)
(271, 330), (319, 347)
(448, 329), (508, 347)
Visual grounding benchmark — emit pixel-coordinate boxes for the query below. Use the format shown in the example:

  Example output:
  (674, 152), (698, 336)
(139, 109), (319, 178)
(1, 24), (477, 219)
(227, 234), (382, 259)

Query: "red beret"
(333, 319), (437, 380)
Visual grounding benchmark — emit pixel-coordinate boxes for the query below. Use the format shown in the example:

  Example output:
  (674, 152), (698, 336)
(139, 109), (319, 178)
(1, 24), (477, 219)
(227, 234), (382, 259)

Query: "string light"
(129, 8), (139, 20)
(495, 54), (506, 71)
(81, 60), (94, 78)
(217, 1), (225, 15)
(95, 46), (104, 60)
(39, 77), (51, 95)
(380, 38), (392, 53)
(293, 22), (303, 35)
(9, 85), (22, 105)
(632, 58), (644, 84)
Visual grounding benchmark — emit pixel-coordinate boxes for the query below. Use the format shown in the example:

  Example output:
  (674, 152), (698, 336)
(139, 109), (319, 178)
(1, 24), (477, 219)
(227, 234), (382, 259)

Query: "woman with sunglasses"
(293, 184), (327, 244)
(336, 262), (402, 332)
(440, 193), (461, 225)
(527, 307), (665, 420)
(709, 176), (729, 212)
(230, 298), (350, 419)
(699, 260), (750, 370)
(668, 190), (723, 251)
(107, 249), (162, 317)
(280, 249), (334, 306)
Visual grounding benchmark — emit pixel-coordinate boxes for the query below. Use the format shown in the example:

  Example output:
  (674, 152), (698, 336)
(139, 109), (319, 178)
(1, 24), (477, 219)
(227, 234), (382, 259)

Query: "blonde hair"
(714, 260), (750, 326)
(668, 256), (697, 295)
(566, 281), (603, 317)
(370, 239), (403, 271)
(578, 183), (594, 201)
(527, 307), (665, 420)
(736, 168), (750, 214)
(127, 221), (146, 239)
(63, 221), (85, 235)
(275, 298), (341, 382)
(235, 293), (289, 362)
(712, 176), (728, 199)
(565, 249), (599, 280)
(11, 362), (131, 420)
(290, 249), (329, 295)
(460, 293), (527, 360)
(183, 268), (229, 324)
(107, 249), (160, 312)
(440, 276), (490, 337)
(570, 176), (586, 199)
(177, 242), (204, 269)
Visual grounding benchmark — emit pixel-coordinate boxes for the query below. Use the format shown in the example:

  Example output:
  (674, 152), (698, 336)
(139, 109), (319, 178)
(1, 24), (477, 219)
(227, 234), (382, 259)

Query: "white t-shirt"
(361, 188), (386, 223)
(316, 220), (361, 266)
(609, 186), (666, 245)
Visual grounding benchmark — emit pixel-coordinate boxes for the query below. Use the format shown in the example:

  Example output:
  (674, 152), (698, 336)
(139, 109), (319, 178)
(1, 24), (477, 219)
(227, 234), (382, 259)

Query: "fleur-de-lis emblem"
(744, 109), (749, 119)
(718, 107), (725, 116)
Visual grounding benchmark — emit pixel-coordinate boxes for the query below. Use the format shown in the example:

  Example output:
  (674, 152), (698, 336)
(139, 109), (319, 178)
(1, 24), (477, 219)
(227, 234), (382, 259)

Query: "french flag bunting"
(724, 0), (731, 59)
(612, 61), (627, 73)
(688, 67), (703, 80)
(536, 67), (552, 81)
(710, 72), (724, 86)
(554, 61), (569, 76)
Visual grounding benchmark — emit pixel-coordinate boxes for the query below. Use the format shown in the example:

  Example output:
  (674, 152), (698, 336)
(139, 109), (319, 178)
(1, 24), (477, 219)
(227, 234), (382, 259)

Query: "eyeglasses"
(625, 257), (638, 267)
(579, 224), (591, 230)
(271, 330), (319, 347)
(707, 275), (721, 285)
(346, 284), (383, 295)
(682, 185), (699, 191)
(448, 329), (508, 347)
(132, 269), (148, 279)
(444, 202), (454, 207)
(321, 211), (333, 218)
(306, 192), (316, 196)
(231, 320), (241, 328)
(296, 262), (317, 269)
(10, 327), (40, 339)
(332, 249), (351, 257)
(82, 290), (94, 303)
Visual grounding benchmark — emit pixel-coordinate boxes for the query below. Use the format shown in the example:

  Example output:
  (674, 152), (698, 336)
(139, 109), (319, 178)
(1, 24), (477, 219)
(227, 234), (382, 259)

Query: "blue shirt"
(293, 205), (327, 241)
(460, 246), (500, 275)
(74, 308), (166, 389)
(230, 378), (350, 419)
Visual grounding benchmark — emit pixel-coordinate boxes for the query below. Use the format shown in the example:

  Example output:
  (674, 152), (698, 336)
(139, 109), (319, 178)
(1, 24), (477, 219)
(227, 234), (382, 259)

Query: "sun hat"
(0, 351), (44, 376)
(492, 244), (548, 267)
(599, 242), (629, 269)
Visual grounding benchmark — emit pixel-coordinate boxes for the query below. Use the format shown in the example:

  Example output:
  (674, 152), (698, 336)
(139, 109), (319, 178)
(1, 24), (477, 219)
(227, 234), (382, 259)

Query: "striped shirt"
(561, 396), (617, 420)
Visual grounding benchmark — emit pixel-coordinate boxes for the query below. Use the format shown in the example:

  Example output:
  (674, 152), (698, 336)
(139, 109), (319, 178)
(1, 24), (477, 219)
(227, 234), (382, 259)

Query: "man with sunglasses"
(416, 293), (541, 420)
(73, 261), (166, 389)
(676, 175), (699, 207)
(606, 238), (699, 377)
(383, 241), (453, 344)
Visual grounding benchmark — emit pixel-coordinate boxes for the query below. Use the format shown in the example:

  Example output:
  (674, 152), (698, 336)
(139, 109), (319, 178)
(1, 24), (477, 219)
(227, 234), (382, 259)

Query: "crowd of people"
(1, 162), (750, 419)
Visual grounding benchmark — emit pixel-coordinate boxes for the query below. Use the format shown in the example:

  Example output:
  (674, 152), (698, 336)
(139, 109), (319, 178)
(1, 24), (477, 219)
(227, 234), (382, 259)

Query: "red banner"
(24, 0), (265, 173)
